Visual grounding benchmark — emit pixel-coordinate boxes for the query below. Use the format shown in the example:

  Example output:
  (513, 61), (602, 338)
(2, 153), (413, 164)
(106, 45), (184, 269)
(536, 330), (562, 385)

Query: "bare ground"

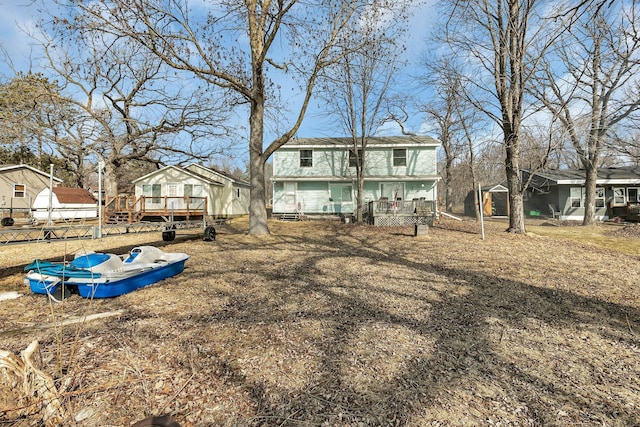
(1, 217), (640, 426)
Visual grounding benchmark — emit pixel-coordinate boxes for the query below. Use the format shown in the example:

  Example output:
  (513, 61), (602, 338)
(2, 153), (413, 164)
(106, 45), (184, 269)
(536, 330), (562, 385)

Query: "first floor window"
(570, 187), (584, 208)
(142, 184), (162, 203)
(184, 184), (203, 197)
(393, 149), (407, 166)
(627, 187), (640, 203)
(595, 187), (605, 208)
(13, 184), (25, 198)
(300, 149), (313, 167)
(613, 187), (626, 205)
(330, 184), (353, 203)
(167, 183), (178, 197)
(381, 183), (405, 201)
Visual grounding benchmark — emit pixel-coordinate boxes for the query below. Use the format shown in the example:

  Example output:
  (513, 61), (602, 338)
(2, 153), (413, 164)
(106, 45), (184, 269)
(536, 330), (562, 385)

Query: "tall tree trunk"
(505, 130), (526, 233)
(248, 60), (269, 235)
(103, 163), (119, 197)
(582, 164), (598, 225)
(248, 120), (269, 235)
(356, 170), (364, 223)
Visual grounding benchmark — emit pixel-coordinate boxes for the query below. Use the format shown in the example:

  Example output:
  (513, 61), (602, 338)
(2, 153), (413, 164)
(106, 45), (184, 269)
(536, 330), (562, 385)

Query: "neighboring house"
(272, 136), (441, 219)
(0, 164), (62, 217)
(523, 167), (640, 221)
(464, 183), (509, 217)
(185, 164), (250, 217)
(132, 164), (249, 219)
(32, 187), (98, 221)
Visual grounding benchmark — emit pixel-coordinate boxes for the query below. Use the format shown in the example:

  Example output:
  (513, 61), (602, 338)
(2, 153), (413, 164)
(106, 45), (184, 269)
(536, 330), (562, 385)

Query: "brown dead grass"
(1, 217), (640, 426)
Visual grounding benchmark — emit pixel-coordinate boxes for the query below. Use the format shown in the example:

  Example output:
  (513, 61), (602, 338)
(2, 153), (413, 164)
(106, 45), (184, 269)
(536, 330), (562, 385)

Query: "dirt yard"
(1, 217), (639, 426)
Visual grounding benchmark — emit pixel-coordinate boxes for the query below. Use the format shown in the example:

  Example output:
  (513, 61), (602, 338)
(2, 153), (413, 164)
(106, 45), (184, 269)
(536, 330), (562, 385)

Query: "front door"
(283, 183), (297, 212)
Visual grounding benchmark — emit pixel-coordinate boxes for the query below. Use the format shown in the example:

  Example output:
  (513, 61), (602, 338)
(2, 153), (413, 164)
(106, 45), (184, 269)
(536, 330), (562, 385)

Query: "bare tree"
(318, 3), (410, 223)
(35, 18), (234, 196)
(417, 55), (480, 214)
(442, 0), (564, 233)
(61, 0), (398, 234)
(0, 72), (65, 160)
(532, 2), (640, 225)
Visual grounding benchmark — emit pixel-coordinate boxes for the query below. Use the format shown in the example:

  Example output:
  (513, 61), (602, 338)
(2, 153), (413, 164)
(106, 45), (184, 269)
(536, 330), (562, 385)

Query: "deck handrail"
(365, 199), (435, 215)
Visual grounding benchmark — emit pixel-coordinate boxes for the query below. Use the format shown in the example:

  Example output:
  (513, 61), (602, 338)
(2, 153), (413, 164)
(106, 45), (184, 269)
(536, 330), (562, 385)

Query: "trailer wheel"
(203, 226), (217, 241)
(1, 217), (14, 226)
(162, 224), (176, 241)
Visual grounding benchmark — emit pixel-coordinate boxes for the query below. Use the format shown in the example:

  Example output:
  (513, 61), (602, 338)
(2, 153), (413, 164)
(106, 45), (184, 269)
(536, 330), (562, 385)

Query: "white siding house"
(272, 136), (441, 217)
(186, 164), (250, 217)
(132, 164), (249, 218)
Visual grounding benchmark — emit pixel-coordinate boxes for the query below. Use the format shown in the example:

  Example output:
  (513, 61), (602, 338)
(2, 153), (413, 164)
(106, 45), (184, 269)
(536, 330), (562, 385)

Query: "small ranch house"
(0, 164), (62, 218)
(272, 136), (441, 223)
(132, 164), (249, 219)
(523, 167), (640, 221)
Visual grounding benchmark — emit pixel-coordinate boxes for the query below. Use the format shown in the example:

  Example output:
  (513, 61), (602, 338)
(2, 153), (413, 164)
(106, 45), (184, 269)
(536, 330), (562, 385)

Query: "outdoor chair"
(548, 204), (561, 219)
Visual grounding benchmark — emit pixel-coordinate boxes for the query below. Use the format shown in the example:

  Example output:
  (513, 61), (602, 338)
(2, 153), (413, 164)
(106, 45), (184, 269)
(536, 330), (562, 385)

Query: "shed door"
(482, 192), (492, 216)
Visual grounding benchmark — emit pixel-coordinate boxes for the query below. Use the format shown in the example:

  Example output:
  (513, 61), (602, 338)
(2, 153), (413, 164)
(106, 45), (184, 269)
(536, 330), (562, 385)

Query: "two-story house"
(272, 136), (441, 223)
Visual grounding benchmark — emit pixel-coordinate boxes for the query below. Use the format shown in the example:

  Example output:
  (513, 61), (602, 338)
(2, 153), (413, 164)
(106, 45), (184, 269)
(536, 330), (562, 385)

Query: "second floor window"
(300, 149), (313, 167)
(393, 149), (407, 166)
(349, 149), (363, 167)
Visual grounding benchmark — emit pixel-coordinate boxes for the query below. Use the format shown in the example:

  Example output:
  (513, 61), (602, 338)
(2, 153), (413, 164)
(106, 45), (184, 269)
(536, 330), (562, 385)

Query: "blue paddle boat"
(24, 246), (189, 299)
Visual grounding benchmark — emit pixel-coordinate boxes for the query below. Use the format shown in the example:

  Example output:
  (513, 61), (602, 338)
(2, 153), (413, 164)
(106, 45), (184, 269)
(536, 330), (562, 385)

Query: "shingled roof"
(52, 187), (97, 204)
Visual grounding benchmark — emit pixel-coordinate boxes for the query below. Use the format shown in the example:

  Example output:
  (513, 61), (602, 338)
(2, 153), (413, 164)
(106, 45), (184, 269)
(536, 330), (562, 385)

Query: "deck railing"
(364, 199), (435, 216)
(104, 195), (207, 223)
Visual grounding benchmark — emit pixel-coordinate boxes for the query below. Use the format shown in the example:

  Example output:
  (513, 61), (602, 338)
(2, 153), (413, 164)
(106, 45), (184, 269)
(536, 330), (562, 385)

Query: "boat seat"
(125, 246), (167, 264)
(72, 253), (125, 273)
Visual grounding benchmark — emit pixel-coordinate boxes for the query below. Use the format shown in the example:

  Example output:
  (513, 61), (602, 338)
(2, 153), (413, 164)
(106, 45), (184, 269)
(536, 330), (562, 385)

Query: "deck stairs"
(279, 212), (301, 221)
(106, 211), (144, 224)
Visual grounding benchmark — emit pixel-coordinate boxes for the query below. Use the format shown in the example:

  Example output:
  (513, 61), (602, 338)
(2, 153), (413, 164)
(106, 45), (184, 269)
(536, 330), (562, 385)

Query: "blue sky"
(0, 0), (440, 148)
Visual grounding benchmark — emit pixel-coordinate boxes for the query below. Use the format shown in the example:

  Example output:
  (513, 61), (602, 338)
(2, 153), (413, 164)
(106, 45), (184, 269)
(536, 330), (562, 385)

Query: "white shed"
(33, 187), (98, 221)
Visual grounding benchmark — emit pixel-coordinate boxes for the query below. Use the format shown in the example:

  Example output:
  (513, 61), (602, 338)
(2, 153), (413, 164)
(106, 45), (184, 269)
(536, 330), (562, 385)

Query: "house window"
(595, 187), (605, 208)
(381, 183), (405, 201)
(570, 187), (584, 208)
(184, 184), (202, 197)
(393, 149), (407, 167)
(13, 184), (26, 198)
(349, 149), (363, 167)
(627, 187), (640, 203)
(237, 189), (240, 198)
(300, 150), (313, 167)
(613, 187), (626, 205)
(329, 184), (353, 214)
(142, 184), (161, 204)
(167, 182), (178, 197)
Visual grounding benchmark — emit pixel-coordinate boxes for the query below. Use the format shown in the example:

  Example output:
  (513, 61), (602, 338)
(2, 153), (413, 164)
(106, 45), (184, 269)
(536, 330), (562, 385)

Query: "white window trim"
(393, 148), (407, 167)
(299, 149), (313, 167)
(13, 183), (26, 198)
(570, 187), (584, 208)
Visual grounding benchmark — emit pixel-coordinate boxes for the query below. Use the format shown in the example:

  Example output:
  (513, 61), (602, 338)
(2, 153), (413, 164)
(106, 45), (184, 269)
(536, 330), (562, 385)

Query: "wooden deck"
(104, 195), (207, 224)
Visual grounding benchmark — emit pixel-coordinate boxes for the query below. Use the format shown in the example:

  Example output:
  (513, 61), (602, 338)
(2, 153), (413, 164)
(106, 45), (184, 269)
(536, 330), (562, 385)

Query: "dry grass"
(1, 217), (640, 426)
